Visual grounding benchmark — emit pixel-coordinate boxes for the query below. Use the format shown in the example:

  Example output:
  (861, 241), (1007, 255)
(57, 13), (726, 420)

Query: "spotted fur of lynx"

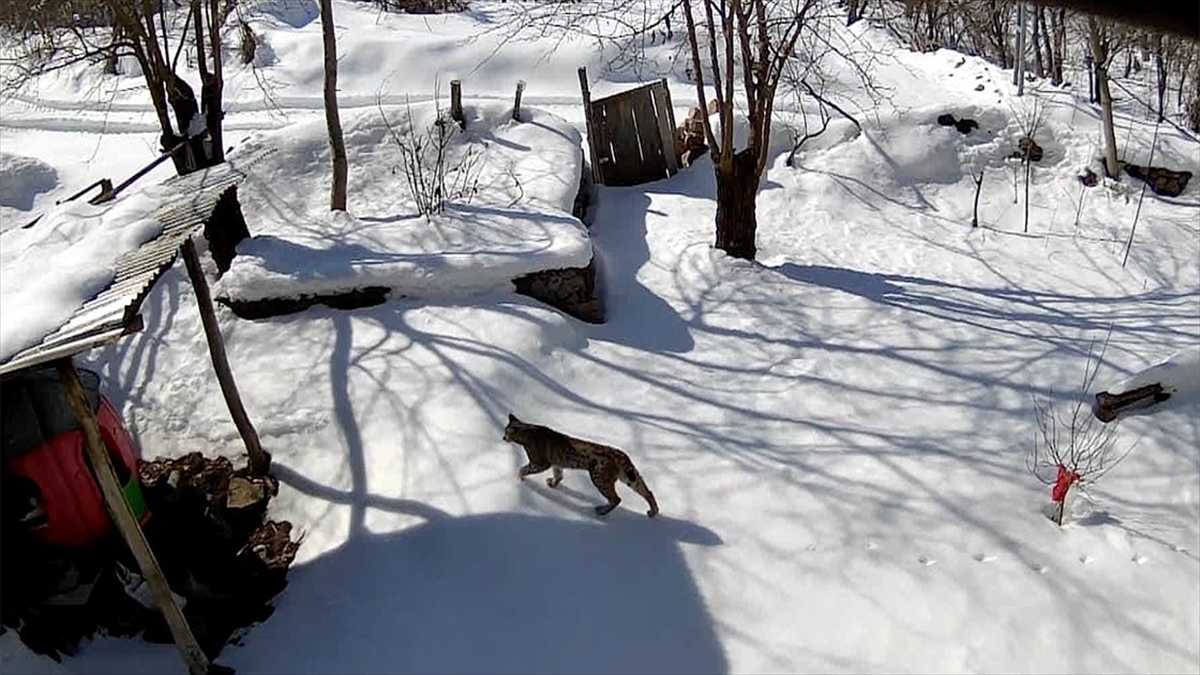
(503, 413), (659, 518)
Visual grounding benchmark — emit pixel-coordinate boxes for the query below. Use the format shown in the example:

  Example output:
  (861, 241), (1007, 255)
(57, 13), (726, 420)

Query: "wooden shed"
(1, 157), (272, 675)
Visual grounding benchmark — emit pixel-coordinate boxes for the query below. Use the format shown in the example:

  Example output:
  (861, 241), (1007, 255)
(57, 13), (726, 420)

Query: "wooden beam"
(450, 79), (464, 129)
(578, 67), (601, 185)
(53, 358), (213, 675)
(512, 80), (525, 122)
(181, 238), (271, 476)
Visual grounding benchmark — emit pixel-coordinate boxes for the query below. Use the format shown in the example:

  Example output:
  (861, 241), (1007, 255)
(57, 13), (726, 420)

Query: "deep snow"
(1, 1), (1198, 673)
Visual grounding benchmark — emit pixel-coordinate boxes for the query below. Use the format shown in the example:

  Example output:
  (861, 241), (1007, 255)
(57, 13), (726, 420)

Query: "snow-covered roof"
(0, 161), (248, 376)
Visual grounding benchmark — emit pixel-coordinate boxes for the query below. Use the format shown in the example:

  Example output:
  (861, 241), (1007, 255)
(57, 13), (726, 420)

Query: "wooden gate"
(579, 70), (679, 187)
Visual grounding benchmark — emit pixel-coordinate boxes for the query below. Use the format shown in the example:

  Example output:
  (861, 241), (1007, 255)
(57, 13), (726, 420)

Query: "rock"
(935, 113), (979, 134)
(1015, 136), (1044, 162)
(954, 118), (979, 134)
(1093, 383), (1171, 422)
(975, 84), (985, 91)
(512, 259), (603, 324)
(226, 477), (265, 510)
(1123, 164), (1192, 197)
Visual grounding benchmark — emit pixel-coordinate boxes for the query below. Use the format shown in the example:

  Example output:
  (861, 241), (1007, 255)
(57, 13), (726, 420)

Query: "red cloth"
(1051, 464), (1080, 503)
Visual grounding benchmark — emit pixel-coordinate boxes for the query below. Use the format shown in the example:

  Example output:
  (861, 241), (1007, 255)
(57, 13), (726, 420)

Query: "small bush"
(352, 0), (468, 14)
(379, 97), (481, 217)
(1026, 328), (1133, 526)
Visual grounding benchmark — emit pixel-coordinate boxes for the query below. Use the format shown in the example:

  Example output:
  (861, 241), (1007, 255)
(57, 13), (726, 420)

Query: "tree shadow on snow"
(588, 187), (694, 353)
(226, 511), (727, 675)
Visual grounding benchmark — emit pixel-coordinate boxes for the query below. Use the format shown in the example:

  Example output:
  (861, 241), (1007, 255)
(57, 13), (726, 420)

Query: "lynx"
(502, 414), (659, 518)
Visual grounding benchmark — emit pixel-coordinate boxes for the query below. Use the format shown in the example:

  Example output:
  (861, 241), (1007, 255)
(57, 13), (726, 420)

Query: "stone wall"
(512, 161), (605, 324)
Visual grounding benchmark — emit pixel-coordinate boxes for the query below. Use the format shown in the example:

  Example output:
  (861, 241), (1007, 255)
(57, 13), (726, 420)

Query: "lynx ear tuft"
(508, 413), (517, 423)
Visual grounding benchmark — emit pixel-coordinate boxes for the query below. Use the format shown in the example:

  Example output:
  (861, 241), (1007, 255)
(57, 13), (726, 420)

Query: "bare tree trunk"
(846, 0), (862, 25)
(1032, 6), (1044, 79)
(1154, 35), (1167, 122)
(202, 0), (225, 163)
(320, 0), (348, 211)
(1088, 17), (1120, 179)
(1178, 67), (1187, 109)
(1051, 8), (1065, 85)
(714, 149), (759, 260)
(1014, 3), (1026, 93)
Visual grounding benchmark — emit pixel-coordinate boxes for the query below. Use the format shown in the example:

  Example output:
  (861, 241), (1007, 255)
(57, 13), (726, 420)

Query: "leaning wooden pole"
(54, 358), (213, 675)
(578, 67), (601, 184)
(182, 237), (270, 476)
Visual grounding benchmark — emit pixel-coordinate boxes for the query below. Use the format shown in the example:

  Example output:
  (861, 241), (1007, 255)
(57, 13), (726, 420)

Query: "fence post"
(450, 79), (464, 129)
(578, 67), (601, 184)
(513, 80), (526, 122)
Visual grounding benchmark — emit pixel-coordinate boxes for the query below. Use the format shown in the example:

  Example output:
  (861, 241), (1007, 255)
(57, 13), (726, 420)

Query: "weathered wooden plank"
(589, 100), (616, 183)
(592, 79), (664, 105)
(630, 88), (668, 181)
(606, 96), (646, 186)
(652, 82), (679, 176)
(578, 68), (601, 184)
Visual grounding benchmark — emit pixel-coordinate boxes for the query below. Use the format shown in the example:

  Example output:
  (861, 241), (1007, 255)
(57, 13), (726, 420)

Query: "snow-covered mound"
(0, 153), (58, 211)
(216, 100), (591, 303)
(0, 153), (59, 230)
(1110, 345), (1200, 398)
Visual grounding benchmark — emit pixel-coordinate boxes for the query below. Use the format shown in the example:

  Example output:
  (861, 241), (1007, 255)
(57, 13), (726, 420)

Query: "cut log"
(1093, 382), (1171, 422)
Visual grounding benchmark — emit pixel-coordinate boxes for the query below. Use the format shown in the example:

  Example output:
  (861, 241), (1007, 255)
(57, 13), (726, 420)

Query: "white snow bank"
(217, 100), (590, 302)
(0, 191), (163, 363)
(1110, 345), (1200, 396)
(0, 152), (58, 211)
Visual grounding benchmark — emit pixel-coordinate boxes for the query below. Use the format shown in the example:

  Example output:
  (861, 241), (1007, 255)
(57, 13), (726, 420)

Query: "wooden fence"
(579, 69), (679, 187)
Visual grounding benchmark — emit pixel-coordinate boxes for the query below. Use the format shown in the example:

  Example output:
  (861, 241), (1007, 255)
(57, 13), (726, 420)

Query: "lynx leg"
(546, 466), (564, 488)
(590, 469), (621, 516)
(519, 461), (550, 481)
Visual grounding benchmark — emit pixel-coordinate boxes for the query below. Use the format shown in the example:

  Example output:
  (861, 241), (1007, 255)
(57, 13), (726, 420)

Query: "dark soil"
(0, 452), (298, 662)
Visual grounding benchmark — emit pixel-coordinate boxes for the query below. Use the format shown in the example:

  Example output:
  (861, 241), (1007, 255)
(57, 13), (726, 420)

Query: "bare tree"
(1, 0), (234, 175)
(1085, 15), (1120, 178)
(319, 0), (348, 211)
(679, 0), (826, 260)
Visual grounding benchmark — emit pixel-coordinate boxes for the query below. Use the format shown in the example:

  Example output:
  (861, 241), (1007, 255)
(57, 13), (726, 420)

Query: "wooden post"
(182, 238), (270, 476)
(578, 67), (601, 184)
(512, 80), (526, 122)
(450, 79), (464, 129)
(54, 358), (213, 675)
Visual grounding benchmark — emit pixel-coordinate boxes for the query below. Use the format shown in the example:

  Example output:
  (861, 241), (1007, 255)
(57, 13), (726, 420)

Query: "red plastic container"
(2, 369), (149, 550)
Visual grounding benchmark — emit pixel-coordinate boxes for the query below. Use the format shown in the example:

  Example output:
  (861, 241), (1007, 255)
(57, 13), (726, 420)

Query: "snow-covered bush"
(379, 98), (482, 217)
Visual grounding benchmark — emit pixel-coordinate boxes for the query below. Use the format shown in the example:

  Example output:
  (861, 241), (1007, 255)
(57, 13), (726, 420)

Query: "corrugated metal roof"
(0, 160), (251, 377)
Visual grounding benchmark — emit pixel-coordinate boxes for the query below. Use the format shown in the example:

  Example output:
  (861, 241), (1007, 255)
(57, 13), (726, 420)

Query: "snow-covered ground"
(1, 1), (1198, 673)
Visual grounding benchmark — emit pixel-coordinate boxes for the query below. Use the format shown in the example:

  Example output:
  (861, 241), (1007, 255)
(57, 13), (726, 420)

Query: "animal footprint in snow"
(918, 555), (937, 566)
(1029, 562), (1049, 575)
(973, 553), (997, 563)
(864, 541), (879, 551)
(1131, 553), (1149, 565)
(1079, 554), (1095, 565)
